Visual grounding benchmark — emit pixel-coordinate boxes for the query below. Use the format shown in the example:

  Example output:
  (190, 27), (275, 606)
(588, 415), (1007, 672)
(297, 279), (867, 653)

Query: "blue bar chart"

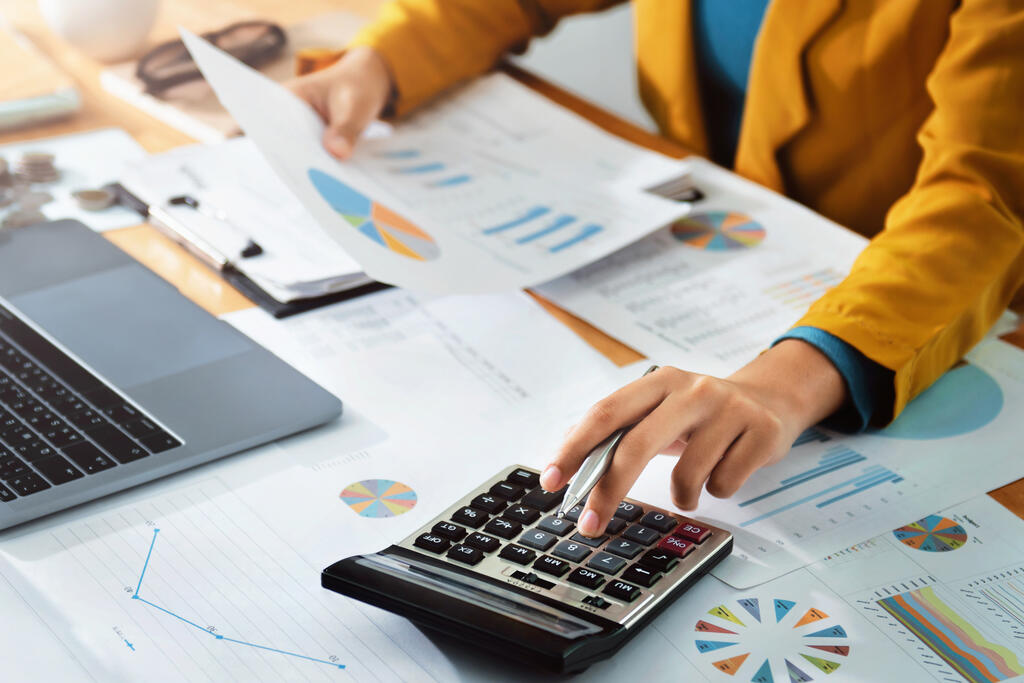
(737, 445), (903, 528)
(482, 205), (605, 253)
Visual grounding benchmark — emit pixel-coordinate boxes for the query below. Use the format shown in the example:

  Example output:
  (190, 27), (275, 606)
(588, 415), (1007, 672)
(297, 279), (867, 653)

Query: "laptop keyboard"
(0, 302), (182, 503)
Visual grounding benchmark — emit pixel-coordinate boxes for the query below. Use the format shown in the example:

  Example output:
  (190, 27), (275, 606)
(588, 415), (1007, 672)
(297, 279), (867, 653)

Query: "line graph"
(131, 529), (345, 671)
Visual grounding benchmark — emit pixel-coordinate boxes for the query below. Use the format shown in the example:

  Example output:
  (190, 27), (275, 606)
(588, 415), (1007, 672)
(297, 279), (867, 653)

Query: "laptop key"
(33, 455), (84, 485)
(103, 402), (141, 425)
(88, 425), (148, 464)
(139, 432), (181, 454)
(0, 482), (15, 502)
(69, 410), (107, 431)
(62, 442), (116, 474)
(122, 417), (160, 439)
(8, 471), (50, 496)
(15, 440), (56, 463)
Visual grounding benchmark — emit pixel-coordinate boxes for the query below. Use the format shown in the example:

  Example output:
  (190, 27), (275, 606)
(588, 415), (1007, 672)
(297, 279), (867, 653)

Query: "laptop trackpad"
(10, 263), (252, 389)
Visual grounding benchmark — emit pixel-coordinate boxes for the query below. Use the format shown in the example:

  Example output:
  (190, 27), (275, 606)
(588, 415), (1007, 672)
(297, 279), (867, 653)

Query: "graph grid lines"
(131, 528), (345, 671)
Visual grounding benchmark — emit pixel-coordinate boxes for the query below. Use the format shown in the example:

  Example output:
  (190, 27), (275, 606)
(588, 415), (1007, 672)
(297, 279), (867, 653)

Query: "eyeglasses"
(136, 20), (286, 97)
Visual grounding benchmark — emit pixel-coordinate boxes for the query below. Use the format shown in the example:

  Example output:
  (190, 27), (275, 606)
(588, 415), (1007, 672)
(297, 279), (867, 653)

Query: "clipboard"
(108, 182), (390, 318)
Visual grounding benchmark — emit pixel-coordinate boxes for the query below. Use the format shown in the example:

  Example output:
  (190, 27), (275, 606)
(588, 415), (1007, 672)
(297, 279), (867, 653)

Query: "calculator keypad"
(399, 466), (730, 626)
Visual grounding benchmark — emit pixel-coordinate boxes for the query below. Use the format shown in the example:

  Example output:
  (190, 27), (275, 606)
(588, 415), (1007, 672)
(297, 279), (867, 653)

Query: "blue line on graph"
(738, 449), (866, 507)
(131, 529), (344, 670)
(816, 472), (900, 507)
(376, 149), (420, 159)
(394, 162), (445, 174)
(516, 215), (576, 244)
(738, 465), (897, 527)
(820, 447), (859, 464)
(792, 428), (831, 447)
(550, 224), (603, 252)
(431, 174), (472, 187)
(483, 206), (551, 234)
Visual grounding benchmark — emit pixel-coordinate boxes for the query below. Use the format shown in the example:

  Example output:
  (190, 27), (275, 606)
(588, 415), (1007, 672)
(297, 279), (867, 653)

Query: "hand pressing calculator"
(323, 466), (732, 672)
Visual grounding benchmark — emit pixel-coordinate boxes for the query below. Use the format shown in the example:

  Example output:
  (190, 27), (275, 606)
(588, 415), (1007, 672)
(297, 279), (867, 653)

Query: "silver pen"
(557, 364), (660, 518)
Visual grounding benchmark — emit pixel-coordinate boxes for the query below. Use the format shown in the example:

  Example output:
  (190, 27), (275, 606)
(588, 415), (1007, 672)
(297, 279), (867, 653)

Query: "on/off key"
(657, 535), (693, 558)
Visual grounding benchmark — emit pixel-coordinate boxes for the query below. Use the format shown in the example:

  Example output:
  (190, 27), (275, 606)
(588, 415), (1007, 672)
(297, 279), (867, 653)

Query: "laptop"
(0, 219), (342, 530)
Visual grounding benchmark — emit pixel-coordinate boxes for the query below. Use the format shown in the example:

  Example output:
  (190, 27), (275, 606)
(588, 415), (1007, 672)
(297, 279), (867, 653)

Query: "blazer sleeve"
(346, 0), (622, 116)
(792, 0), (1024, 421)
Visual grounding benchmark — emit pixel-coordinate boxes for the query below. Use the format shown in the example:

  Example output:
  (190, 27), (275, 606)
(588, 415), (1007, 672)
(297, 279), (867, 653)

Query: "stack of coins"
(14, 151), (60, 183)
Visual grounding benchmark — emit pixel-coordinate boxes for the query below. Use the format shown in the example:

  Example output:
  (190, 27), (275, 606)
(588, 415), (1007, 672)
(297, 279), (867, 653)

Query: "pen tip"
(556, 510), (565, 519)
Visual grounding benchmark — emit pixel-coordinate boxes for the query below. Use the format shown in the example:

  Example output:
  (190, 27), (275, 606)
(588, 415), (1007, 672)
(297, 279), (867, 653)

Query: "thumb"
(322, 86), (382, 160)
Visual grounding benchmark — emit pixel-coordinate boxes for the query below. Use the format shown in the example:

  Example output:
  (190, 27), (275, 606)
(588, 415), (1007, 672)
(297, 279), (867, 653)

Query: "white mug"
(39, 0), (160, 62)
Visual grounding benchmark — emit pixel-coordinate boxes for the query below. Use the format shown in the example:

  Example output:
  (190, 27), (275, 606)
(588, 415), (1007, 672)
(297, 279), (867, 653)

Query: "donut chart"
(340, 479), (418, 518)
(672, 211), (766, 251)
(893, 515), (968, 552)
(694, 597), (849, 681)
(308, 168), (440, 261)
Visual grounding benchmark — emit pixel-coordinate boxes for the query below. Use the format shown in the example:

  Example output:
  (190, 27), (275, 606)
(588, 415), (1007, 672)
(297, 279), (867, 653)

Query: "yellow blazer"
(348, 0), (1024, 420)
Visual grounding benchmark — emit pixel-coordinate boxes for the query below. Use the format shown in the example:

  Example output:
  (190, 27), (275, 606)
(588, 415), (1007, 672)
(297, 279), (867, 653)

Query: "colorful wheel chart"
(340, 479), (418, 518)
(672, 211), (767, 251)
(893, 515), (968, 552)
(308, 168), (440, 261)
(694, 597), (850, 681)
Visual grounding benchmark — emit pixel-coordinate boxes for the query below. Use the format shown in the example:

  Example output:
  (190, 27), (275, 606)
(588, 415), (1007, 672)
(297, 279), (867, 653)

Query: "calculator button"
(451, 506), (488, 528)
(507, 468), (540, 488)
(414, 533), (451, 554)
(622, 524), (660, 546)
(489, 481), (525, 500)
(465, 532), (501, 553)
(447, 544), (484, 565)
(639, 549), (679, 572)
(605, 538), (645, 559)
(537, 515), (575, 537)
(582, 595), (611, 609)
(567, 567), (605, 589)
(564, 504), (584, 523)
(570, 532), (608, 548)
(484, 516), (522, 539)
(502, 503), (541, 524)
(673, 522), (711, 544)
(533, 555), (571, 577)
(510, 570), (555, 589)
(621, 564), (661, 587)
(431, 522), (467, 541)
(658, 535), (694, 557)
(521, 486), (567, 512)
(519, 529), (558, 551)
(499, 544), (537, 565)
(604, 518), (627, 535)
(552, 540), (592, 563)
(470, 493), (507, 514)
(639, 510), (678, 532)
(603, 579), (643, 603)
(614, 501), (644, 521)
(587, 551), (627, 575)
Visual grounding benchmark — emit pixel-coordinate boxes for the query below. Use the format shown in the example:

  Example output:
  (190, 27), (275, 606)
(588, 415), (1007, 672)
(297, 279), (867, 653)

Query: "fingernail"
(540, 465), (562, 491)
(579, 509), (600, 536)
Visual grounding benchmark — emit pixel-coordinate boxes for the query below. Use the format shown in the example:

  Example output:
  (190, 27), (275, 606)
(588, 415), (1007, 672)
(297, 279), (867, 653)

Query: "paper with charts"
(645, 492), (1024, 683)
(537, 157), (870, 378)
(181, 30), (690, 294)
(625, 338), (1024, 588)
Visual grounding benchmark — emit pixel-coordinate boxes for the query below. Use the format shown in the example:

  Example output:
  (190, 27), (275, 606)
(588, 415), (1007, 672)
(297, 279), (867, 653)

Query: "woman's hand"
(288, 47), (394, 160)
(539, 339), (848, 536)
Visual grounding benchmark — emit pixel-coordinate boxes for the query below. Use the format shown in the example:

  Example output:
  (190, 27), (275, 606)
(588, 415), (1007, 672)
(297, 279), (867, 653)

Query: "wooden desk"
(1, 0), (1021, 515)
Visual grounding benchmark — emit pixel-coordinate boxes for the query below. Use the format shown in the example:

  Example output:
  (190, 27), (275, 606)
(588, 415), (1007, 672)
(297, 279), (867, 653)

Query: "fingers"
(670, 415), (745, 510)
(540, 369), (680, 492)
(577, 393), (706, 536)
(322, 86), (381, 159)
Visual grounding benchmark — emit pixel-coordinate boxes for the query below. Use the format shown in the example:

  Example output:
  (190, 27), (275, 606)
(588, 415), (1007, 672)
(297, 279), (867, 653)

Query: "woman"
(291, 0), (1024, 537)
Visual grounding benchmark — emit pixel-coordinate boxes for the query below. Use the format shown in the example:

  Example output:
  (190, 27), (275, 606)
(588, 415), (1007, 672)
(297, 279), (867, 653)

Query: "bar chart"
(482, 205), (605, 253)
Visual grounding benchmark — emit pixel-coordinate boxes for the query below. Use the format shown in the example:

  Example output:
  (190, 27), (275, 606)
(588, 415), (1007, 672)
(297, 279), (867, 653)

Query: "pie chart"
(893, 515), (968, 552)
(308, 168), (440, 261)
(694, 597), (849, 681)
(340, 479), (418, 518)
(672, 211), (766, 251)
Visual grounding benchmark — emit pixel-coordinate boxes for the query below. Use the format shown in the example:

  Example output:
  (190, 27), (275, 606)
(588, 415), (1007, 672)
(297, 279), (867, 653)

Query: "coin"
(15, 150), (60, 183)
(72, 188), (116, 211)
(2, 208), (46, 229)
(14, 190), (53, 209)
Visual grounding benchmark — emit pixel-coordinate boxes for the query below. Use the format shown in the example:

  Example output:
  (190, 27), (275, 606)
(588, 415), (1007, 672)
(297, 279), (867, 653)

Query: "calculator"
(321, 465), (732, 673)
